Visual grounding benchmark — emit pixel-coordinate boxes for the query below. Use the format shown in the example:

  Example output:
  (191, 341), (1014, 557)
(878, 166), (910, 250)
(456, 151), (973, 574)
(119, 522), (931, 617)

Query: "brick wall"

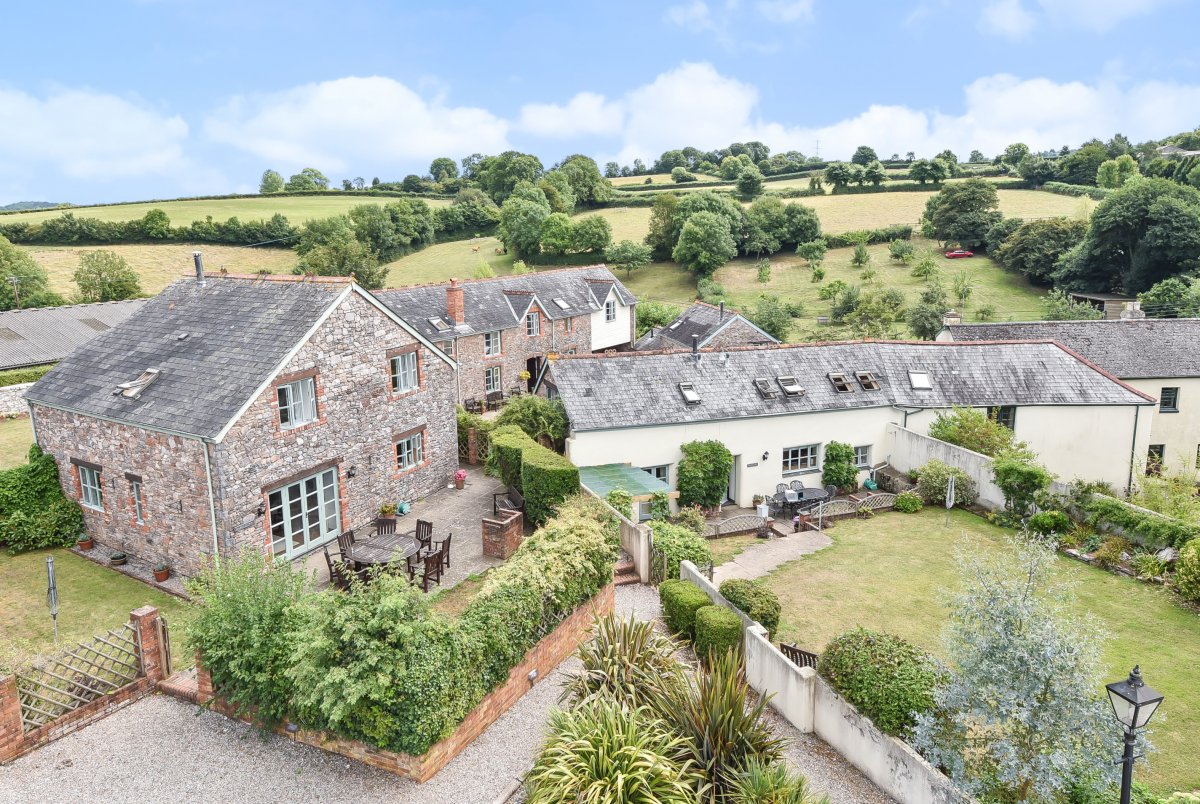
(31, 405), (217, 576)
(190, 583), (614, 782)
(481, 508), (523, 558)
(216, 292), (458, 559)
(453, 309), (595, 404)
(0, 607), (165, 763)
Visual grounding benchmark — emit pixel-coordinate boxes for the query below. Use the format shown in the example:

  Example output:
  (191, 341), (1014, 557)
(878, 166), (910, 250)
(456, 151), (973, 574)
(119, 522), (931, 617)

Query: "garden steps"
(613, 553), (639, 586)
(158, 668), (199, 704)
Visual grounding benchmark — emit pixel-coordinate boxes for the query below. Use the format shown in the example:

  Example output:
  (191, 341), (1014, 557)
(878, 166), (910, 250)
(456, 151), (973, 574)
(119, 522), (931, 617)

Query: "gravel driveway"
(0, 586), (890, 804)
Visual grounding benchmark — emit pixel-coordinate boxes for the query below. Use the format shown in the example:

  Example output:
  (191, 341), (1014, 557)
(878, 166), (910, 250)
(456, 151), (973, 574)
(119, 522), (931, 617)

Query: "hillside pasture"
(609, 172), (720, 187)
(26, 243), (297, 297)
(0, 194), (449, 226)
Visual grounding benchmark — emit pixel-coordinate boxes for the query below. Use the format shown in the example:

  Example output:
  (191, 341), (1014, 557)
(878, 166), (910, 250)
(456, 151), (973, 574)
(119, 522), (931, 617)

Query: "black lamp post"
(1105, 665), (1164, 804)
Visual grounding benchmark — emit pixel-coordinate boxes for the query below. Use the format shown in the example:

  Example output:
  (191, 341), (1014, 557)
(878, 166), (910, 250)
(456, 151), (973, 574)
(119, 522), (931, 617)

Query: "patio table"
(786, 488), (830, 512)
(344, 533), (419, 567)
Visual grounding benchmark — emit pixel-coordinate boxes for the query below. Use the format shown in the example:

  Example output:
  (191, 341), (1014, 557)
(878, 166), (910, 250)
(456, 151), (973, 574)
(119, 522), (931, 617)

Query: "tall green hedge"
(0, 364), (54, 388)
(0, 445), (84, 554)
(824, 224), (913, 248)
(659, 579), (712, 637)
(485, 424), (579, 525)
(190, 493), (617, 756)
(719, 579), (781, 639)
(694, 605), (742, 660)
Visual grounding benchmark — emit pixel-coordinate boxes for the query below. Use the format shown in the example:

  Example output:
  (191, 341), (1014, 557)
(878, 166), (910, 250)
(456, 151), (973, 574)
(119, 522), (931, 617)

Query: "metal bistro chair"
(413, 519), (433, 551)
(824, 484), (837, 499)
(775, 483), (787, 494)
(789, 479), (805, 492)
(770, 492), (788, 516)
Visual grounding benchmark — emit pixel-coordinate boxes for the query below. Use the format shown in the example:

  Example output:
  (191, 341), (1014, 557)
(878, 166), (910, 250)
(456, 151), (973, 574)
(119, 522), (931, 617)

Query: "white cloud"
(0, 87), (188, 182)
(516, 92), (625, 138)
(663, 1), (714, 31)
(1035, 0), (1177, 31)
(979, 0), (1035, 39)
(205, 76), (509, 173)
(755, 0), (814, 23)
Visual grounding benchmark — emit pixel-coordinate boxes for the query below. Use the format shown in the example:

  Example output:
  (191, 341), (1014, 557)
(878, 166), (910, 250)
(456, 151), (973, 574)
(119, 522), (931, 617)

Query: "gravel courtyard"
(0, 586), (890, 804)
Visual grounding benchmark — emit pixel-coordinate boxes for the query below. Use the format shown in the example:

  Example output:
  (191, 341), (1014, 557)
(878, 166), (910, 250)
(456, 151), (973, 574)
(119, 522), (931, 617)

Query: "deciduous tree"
(672, 211), (737, 276)
(851, 145), (878, 166)
(259, 169), (284, 194)
(73, 250), (142, 302)
(922, 178), (1002, 249)
(429, 157), (458, 182)
(285, 167), (330, 191)
(736, 165), (765, 198)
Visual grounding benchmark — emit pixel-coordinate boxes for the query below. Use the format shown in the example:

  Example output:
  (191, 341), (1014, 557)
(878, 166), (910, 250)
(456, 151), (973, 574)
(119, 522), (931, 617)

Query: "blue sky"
(2, 0), (1198, 204)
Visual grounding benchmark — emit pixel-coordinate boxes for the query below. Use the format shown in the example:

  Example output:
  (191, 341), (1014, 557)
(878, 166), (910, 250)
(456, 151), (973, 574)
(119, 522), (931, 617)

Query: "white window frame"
(267, 468), (341, 560)
(642, 464), (669, 484)
(853, 445), (871, 469)
(389, 350), (419, 394)
(277, 377), (317, 429)
(525, 312), (540, 336)
(782, 444), (819, 474)
(484, 330), (502, 357)
(485, 366), (502, 393)
(131, 478), (145, 524)
(396, 430), (425, 471)
(79, 465), (103, 511)
(604, 299), (617, 322)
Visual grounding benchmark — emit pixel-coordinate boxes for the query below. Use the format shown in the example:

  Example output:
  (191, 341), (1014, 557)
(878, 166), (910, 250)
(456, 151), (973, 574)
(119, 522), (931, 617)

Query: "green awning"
(579, 463), (673, 499)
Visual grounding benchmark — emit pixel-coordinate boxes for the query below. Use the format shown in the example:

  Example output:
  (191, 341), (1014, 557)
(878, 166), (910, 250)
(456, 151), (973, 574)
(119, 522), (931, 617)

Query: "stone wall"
(190, 583), (614, 782)
(0, 382), (33, 417)
(453, 307), (595, 404)
(216, 291), (458, 559)
(704, 316), (776, 348)
(481, 508), (523, 558)
(31, 405), (217, 576)
(0, 606), (166, 763)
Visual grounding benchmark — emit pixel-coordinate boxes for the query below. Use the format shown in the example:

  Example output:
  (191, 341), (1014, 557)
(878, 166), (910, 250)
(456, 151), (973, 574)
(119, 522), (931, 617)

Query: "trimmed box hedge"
(718, 579), (781, 639)
(659, 579), (711, 638)
(485, 424), (579, 525)
(0, 363), (54, 388)
(694, 605), (742, 660)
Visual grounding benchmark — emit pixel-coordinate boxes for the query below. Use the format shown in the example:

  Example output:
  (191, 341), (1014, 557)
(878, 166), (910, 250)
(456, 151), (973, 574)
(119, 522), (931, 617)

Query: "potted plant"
(153, 563), (170, 582)
(454, 469), (468, 490)
(109, 552), (127, 567)
(378, 502), (398, 519)
(77, 534), (94, 551)
(752, 494), (764, 506)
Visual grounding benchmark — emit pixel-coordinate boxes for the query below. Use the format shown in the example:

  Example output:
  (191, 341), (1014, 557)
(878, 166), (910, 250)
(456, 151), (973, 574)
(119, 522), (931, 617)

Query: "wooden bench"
(493, 484), (524, 516)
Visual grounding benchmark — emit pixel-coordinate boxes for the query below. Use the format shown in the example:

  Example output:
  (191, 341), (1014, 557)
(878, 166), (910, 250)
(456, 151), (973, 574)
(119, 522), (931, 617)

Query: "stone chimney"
(446, 278), (464, 325)
(718, 301), (725, 321)
(1120, 300), (1146, 320)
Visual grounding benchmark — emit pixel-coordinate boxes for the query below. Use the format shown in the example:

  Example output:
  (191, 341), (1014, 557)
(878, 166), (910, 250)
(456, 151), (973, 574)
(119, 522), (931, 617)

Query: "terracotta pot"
(154, 568), (170, 582)
(110, 555), (127, 567)
(77, 537), (94, 551)
(454, 478), (465, 490)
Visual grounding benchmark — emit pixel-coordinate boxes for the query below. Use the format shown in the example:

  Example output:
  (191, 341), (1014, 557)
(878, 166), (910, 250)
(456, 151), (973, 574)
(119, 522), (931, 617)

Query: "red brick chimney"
(447, 278), (464, 325)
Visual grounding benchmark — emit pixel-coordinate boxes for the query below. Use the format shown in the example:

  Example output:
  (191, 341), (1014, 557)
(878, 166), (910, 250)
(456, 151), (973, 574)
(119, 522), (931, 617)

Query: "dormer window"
(777, 376), (805, 397)
(754, 378), (778, 399)
(605, 299), (617, 322)
(908, 370), (933, 390)
(525, 312), (540, 336)
(678, 382), (701, 405)
(855, 371), (881, 391)
(828, 372), (854, 393)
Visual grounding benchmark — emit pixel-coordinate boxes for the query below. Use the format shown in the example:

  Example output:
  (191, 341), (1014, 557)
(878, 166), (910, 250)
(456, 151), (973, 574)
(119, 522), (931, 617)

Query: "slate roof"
(0, 300), (147, 370)
(634, 302), (778, 351)
(549, 341), (1153, 432)
(942, 320), (1200, 379)
(25, 276), (355, 439)
(374, 265), (636, 342)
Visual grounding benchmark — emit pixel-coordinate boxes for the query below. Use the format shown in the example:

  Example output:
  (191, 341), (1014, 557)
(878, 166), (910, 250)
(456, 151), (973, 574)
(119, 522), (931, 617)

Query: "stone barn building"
(25, 272), (458, 577)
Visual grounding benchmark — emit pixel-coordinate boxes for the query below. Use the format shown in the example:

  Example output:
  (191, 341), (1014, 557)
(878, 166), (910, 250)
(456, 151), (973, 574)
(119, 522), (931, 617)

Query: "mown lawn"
(610, 172), (721, 187)
(760, 508), (1200, 793)
(0, 548), (195, 672)
(27, 243), (298, 297)
(0, 194), (449, 226)
(708, 533), (764, 567)
(0, 417), (34, 469)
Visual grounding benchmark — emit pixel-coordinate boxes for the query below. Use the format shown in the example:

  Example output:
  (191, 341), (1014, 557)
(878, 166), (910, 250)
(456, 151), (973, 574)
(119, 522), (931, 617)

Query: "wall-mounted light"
(346, 465), (357, 479)
(255, 502), (266, 517)
(762, 451), (770, 461)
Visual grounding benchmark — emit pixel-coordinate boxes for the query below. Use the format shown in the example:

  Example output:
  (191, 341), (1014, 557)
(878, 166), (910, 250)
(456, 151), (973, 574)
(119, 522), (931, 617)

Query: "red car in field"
(945, 249), (975, 258)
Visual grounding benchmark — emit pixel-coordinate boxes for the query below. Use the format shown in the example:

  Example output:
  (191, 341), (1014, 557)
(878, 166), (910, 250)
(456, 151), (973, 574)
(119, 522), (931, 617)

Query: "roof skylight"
(908, 370), (933, 390)
(678, 382), (701, 405)
(428, 317), (451, 332)
(754, 378), (778, 399)
(776, 376), (805, 397)
(856, 371), (881, 391)
(553, 298), (570, 310)
(79, 318), (109, 332)
(0, 327), (24, 342)
(828, 372), (854, 393)
(116, 368), (160, 399)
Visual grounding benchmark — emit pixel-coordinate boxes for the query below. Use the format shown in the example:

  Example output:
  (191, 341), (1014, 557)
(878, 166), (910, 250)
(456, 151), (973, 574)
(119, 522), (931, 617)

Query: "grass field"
(0, 194), (449, 226)
(579, 189), (1095, 239)
(760, 508), (1199, 792)
(0, 417), (34, 469)
(610, 173), (720, 187)
(0, 548), (195, 671)
(27, 243), (299, 297)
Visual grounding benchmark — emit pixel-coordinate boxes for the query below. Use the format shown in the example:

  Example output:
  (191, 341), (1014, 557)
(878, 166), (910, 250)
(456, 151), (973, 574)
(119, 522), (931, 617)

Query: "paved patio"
(306, 463), (508, 590)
